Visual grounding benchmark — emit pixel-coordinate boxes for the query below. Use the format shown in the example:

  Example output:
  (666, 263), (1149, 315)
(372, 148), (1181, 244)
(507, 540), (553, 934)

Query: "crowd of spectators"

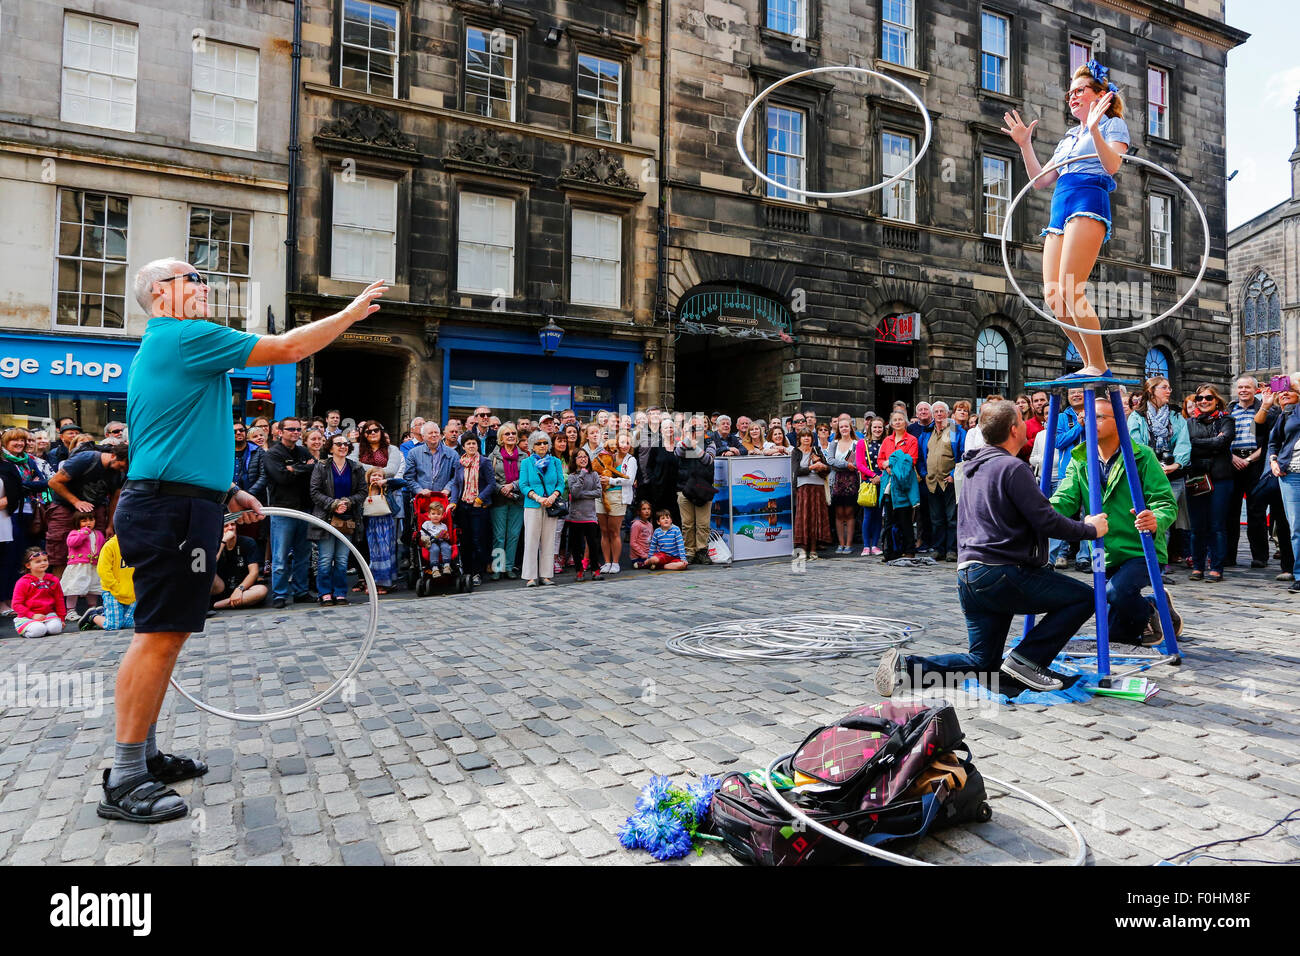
(5, 370), (1298, 636)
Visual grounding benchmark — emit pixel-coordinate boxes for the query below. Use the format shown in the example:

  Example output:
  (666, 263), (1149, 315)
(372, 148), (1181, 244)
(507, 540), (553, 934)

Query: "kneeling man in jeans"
(877, 400), (1107, 695)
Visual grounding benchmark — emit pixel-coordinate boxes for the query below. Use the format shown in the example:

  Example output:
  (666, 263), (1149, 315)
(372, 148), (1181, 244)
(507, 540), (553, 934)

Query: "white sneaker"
(600, 563), (612, 574)
(875, 648), (902, 697)
(860, 548), (871, 556)
(430, 567), (442, 579)
(442, 564), (452, 574)
(611, 563), (620, 573)
(66, 611), (81, 623)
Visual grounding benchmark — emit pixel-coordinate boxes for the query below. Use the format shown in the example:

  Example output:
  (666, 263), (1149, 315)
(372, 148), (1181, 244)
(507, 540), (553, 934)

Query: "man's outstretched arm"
(247, 280), (386, 367)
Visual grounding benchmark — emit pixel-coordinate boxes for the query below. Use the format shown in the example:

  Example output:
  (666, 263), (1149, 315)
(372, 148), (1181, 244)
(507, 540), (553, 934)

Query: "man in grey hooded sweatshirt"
(876, 400), (1108, 694)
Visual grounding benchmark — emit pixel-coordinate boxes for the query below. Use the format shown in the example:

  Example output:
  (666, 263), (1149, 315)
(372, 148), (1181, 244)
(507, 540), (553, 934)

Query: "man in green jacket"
(1051, 398), (1181, 645)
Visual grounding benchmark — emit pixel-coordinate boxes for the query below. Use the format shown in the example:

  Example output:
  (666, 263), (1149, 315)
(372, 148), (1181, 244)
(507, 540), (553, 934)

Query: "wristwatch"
(225, 483), (240, 505)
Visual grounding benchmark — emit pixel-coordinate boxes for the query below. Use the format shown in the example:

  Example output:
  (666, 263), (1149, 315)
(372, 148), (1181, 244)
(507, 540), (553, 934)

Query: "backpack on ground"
(707, 700), (991, 865)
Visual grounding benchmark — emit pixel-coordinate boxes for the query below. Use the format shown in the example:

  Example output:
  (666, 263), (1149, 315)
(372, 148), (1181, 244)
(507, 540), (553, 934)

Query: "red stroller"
(407, 492), (471, 596)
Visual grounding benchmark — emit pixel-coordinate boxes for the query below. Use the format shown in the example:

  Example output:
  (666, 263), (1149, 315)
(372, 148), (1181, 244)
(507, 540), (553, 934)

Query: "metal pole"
(1021, 391), (1061, 637)
(1083, 388), (1111, 682)
(1108, 388), (1181, 660)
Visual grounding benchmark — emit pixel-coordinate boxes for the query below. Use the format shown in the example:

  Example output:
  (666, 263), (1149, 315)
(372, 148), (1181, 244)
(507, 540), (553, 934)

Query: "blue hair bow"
(1086, 58), (1118, 94)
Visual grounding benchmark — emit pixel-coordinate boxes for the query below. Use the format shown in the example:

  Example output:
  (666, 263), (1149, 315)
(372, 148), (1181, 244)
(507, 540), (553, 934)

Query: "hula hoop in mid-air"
(999, 151), (1211, 336)
(735, 66), (932, 200)
(167, 506), (379, 724)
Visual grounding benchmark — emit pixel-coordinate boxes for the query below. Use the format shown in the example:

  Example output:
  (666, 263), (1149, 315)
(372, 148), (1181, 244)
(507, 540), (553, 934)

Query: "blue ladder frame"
(1022, 375), (1182, 686)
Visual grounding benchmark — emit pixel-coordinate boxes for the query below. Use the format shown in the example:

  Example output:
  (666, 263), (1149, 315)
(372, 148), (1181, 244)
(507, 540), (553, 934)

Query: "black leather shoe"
(272, 597), (286, 609)
(97, 770), (187, 823)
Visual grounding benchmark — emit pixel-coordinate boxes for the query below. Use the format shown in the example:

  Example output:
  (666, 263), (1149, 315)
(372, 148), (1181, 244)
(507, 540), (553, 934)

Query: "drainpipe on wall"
(286, 0), (304, 412)
(654, 0), (670, 407)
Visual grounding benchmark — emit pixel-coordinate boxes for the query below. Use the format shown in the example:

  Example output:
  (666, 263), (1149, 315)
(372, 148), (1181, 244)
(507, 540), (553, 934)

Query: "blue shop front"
(0, 331), (296, 436)
(439, 326), (643, 424)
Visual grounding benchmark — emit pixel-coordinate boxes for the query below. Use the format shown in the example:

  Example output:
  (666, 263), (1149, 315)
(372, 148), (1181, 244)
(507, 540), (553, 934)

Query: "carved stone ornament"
(559, 148), (642, 193)
(446, 128), (534, 173)
(315, 105), (420, 163)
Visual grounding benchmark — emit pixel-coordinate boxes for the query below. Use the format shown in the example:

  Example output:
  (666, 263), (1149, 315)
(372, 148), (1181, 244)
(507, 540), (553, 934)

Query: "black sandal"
(146, 752), (209, 785)
(96, 769), (188, 823)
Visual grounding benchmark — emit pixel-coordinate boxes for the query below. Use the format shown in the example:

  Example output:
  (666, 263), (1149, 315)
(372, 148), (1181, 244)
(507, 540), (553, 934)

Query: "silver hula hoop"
(1000, 151), (1210, 335)
(735, 66), (932, 200)
(763, 752), (1087, 866)
(168, 506), (379, 723)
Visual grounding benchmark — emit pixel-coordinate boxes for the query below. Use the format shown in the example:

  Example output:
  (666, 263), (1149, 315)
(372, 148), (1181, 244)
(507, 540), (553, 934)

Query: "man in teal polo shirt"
(99, 258), (386, 824)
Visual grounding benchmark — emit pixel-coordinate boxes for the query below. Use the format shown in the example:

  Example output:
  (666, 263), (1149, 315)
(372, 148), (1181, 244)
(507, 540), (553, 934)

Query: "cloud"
(1262, 66), (1300, 108)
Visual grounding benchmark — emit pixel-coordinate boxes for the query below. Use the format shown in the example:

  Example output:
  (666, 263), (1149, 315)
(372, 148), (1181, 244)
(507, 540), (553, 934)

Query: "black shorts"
(115, 488), (223, 634)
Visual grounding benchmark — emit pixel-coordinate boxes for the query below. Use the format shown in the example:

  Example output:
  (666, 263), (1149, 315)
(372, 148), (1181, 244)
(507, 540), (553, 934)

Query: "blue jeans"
(270, 514), (311, 601)
(316, 534), (350, 598)
(860, 505), (882, 549)
(1188, 478), (1233, 573)
(906, 564), (1095, 679)
(1107, 556), (1154, 645)
(1278, 474), (1300, 583)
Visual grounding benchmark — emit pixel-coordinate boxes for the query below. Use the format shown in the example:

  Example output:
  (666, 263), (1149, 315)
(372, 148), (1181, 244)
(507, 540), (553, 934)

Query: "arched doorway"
(673, 284), (795, 415)
(311, 346), (409, 434)
(873, 311), (920, 414)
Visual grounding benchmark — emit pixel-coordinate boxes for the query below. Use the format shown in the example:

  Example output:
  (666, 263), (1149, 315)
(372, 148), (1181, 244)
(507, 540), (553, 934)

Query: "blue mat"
(961, 652), (1158, 707)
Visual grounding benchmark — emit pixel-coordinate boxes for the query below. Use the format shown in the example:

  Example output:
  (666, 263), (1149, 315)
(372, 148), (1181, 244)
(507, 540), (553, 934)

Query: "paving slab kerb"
(0, 554), (1297, 865)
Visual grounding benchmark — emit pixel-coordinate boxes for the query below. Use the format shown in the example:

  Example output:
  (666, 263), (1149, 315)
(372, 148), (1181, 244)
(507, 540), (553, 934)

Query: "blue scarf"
(532, 452), (551, 476)
(1145, 404), (1172, 455)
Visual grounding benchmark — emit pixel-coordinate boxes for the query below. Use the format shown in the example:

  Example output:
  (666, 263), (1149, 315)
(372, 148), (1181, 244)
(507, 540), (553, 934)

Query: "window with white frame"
(189, 207), (252, 329)
(191, 41), (259, 151)
(331, 173), (397, 282)
(577, 54), (622, 141)
(881, 0), (914, 69)
(767, 0), (807, 36)
(1144, 346), (1170, 382)
(766, 105), (806, 202)
(975, 327), (1010, 397)
(61, 14), (137, 131)
(55, 189), (128, 330)
(881, 131), (915, 222)
(1069, 38), (1091, 74)
(340, 0), (398, 97)
(1147, 65), (1170, 139)
(465, 26), (516, 121)
(980, 10), (1010, 94)
(457, 193), (515, 295)
(570, 210), (621, 307)
(1149, 193), (1172, 269)
(982, 154), (1010, 237)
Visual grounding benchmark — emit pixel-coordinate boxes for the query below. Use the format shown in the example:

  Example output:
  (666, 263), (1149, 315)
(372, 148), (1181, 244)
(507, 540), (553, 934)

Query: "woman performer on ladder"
(1001, 60), (1130, 377)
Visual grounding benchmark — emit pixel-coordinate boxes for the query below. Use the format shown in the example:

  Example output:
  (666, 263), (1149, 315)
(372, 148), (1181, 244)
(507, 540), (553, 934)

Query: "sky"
(1225, 0), (1298, 229)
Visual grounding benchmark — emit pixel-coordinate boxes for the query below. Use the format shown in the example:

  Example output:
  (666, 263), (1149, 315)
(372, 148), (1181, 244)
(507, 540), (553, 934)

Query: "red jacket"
(877, 433), (920, 471)
(1024, 416), (1046, 462)
(13, 573), (67, 620)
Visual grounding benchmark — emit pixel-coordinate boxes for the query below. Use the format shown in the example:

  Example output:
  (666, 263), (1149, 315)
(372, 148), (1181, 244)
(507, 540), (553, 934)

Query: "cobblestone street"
(1, 553), (1298, 866)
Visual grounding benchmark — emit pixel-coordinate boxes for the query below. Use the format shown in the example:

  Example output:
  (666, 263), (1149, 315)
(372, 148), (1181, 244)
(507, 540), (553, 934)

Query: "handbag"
(858, 480), (878, 508)
(545, 500), (569, 519)
(362, 493), (391, 517)
(1185, 473), (1213, 497)
(329, 514), (358, 533)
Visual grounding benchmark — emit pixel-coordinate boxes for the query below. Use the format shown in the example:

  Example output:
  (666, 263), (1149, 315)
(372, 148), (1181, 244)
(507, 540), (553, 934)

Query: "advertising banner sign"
(726, 457), (794, 560)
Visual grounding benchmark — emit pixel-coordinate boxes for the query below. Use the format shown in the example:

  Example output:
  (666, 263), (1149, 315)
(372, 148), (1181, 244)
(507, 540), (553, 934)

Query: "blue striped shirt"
(649, 526), (687, 561)
(1229, 400), (1259, 452)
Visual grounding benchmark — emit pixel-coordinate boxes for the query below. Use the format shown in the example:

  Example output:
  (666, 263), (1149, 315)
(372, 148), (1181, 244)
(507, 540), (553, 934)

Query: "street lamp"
(539, 316), (564, 355)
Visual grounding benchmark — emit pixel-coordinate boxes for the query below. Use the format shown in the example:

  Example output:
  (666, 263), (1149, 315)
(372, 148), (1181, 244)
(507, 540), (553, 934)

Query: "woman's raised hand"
(1000, 109), (1037, 147)
(1085, 92), (1114, 131)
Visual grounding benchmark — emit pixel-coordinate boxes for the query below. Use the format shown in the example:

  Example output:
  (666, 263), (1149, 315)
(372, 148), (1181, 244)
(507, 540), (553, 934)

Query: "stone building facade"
(1227, 96), (1300, 384)
(289, 0), (665, 430)
(660, 0), (1246, 417)
(0, 0), (297, 431)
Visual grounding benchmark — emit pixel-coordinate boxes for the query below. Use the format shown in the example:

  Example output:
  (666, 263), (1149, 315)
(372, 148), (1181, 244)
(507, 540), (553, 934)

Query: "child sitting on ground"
(643, 509), (689, 571)
(13, 547), (67, 638)
(419, 501), (453, 577)
(61, 512), (104, 621)
(629, 499), (654, 569)
(90, 533), (135, 631)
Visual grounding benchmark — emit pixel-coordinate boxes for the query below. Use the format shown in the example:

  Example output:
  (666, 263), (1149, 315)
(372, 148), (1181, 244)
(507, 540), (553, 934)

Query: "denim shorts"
(1041, 172), (1115, 243)
(115, 488), (222, 634)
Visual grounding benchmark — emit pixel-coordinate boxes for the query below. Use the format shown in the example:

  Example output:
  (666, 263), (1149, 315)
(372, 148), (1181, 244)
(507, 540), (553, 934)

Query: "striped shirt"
(1229, 400), (1259, 453)
(649, 525), (687, 561)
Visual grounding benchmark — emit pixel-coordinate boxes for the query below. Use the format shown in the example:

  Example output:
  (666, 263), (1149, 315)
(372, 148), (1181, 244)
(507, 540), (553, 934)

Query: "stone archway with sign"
(673, 282), (797, 415)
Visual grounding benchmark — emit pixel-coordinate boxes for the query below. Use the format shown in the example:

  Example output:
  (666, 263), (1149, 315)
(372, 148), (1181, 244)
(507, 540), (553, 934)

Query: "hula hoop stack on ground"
(168, 506), (381, 724)
(667, 614), (920, 662)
